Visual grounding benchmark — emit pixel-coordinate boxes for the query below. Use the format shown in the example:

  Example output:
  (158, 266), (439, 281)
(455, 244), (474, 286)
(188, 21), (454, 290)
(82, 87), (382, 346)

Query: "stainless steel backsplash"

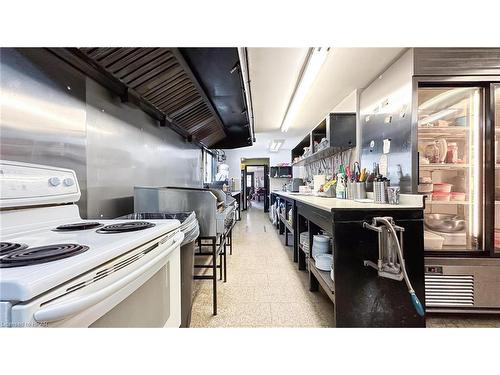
(0, 48), (203, 219)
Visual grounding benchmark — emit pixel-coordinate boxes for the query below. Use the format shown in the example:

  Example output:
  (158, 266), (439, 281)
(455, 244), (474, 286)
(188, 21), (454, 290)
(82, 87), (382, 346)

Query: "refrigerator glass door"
(418, 87), (483, 252)
(494, 85), (500, 253)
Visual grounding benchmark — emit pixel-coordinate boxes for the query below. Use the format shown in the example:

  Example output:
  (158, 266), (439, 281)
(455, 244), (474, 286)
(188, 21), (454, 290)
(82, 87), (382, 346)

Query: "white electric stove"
(0, 160), (183, 328)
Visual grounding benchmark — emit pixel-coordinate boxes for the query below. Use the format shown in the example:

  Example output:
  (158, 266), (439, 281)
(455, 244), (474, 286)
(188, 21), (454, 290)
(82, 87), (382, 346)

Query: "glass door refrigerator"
(417, 82), (500, 313)
(494, 84), (500, 255)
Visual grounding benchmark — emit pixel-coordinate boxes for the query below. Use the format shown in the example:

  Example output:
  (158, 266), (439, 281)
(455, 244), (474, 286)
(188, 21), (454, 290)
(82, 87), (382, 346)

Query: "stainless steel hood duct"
(238, 48), (256, 143)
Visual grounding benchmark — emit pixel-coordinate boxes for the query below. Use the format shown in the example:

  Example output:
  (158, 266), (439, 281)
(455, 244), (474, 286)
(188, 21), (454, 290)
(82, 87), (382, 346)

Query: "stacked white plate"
(315, 254), (333, 271)
(299, 232), (309, 250)
(312, 234), (331, 258)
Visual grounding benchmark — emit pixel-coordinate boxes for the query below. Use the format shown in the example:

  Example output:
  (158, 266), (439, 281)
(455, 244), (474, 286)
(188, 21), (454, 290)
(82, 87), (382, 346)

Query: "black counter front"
(272, 192), (426, 328)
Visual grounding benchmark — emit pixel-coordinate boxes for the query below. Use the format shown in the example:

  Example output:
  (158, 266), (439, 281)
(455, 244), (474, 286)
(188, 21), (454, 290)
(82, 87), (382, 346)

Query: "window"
(203, 150), (214, 183)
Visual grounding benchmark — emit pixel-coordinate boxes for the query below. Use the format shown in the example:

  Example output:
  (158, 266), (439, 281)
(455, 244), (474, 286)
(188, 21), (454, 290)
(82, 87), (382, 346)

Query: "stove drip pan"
(0, 243), (89, 268)
(54, 222), (103, 231)
(0, 242), (28, 255)
(96, 221), (155, 233)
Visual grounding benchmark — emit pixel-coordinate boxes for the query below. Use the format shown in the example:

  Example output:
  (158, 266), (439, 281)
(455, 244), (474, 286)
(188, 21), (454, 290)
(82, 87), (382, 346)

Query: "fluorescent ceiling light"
(269, 139), (285, 152)
(281, 47), (330, 132)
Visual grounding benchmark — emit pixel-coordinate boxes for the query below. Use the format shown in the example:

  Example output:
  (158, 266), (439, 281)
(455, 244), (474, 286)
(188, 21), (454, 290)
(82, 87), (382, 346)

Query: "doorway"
(241, 163), (270, 212)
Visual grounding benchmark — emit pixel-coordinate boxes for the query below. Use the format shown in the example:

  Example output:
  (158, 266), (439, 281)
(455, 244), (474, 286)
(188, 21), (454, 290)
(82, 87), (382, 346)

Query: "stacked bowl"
(312, 234), (331, 258)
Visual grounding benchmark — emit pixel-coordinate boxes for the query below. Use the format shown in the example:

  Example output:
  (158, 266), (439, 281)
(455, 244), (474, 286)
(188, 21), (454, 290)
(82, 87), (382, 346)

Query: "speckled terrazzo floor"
(189, 204), (335, 328)
(189, 205), (500, 328)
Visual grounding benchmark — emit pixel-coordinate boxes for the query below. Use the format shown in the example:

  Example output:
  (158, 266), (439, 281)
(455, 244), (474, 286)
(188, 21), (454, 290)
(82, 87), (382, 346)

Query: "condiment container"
(432, 192), (450, 201)
(433, 183), (453, 193)
(418, 183), (433, 193)
(446, 142), (459, 164)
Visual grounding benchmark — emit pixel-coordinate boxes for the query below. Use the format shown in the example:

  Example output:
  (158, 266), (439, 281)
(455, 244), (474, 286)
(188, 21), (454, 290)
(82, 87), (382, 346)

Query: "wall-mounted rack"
(291, 113), (356, 166)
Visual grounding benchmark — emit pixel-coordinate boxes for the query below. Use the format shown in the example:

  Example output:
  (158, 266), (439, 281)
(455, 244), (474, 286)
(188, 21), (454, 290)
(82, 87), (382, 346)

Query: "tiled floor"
(190, 205), (335, 327)
(189, 205), (500, 328)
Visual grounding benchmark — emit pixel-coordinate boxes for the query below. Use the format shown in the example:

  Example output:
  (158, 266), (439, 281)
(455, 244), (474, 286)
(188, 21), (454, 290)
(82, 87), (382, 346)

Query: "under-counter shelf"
(308, 259), (335, 303)
(299, 243), (309, 254)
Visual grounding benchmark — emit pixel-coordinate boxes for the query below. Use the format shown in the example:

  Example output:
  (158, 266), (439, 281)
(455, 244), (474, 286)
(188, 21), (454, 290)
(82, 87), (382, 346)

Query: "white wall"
(222, 147), (291, 182)
(332, 89), (358, 113)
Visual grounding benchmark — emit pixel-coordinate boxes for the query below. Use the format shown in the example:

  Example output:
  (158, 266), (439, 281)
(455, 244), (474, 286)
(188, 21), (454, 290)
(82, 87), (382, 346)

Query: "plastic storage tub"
(433, 183), (453, 193)
(424, 231), (445, 250)
(432, 192), (450, 201)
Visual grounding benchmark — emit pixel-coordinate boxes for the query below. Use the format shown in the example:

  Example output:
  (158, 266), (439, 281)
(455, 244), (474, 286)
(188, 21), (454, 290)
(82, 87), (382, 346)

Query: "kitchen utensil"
(363, 217), (425, 317)
(346, 181), (354, 199)
(353, 162), (361, 181)
(424, 213), (466, 233)
(433, 183), (452, 193)
(436, 138), (448, 163)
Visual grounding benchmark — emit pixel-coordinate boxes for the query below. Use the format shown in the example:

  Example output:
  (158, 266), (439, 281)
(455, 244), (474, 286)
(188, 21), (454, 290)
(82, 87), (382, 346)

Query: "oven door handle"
(33, 231), (184, 324)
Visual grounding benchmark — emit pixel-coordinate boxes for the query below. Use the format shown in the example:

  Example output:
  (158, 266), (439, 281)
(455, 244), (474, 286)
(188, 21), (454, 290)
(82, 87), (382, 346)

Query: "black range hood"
(179, 48), (253, 149)
(49, 47), (252, 148)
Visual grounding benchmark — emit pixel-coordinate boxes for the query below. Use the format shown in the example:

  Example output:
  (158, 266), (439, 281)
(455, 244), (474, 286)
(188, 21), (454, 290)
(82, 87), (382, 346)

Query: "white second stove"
(0, 160), (183, 327)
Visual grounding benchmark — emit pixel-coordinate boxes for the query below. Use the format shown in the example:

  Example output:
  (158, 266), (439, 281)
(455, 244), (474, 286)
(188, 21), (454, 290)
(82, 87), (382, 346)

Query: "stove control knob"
(63, 178), (75, 187)
(49, 177), (61, 187)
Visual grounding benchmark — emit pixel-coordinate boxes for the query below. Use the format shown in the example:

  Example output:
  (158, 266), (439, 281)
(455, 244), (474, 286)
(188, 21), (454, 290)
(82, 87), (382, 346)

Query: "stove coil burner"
(0, 242), (28, 255)
(54, 222), (102, 231)
(96, 221), (155, 234)
(0, 244), (89, 268)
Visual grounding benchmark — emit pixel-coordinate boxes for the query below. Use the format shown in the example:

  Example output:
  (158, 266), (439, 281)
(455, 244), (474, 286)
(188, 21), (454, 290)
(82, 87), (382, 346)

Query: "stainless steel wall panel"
(85, 79), (203, 219)
(360, 49), (415, 192)
(1, 48), (204, 220)
(414, 48), (500, 76)
(0, 48), (88, 216)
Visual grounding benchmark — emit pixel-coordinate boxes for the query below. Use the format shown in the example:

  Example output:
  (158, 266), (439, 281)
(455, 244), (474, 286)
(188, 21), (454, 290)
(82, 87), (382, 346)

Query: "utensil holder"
(387, 186), (400, 205)
(373, 181), (388, 204)
(346, 181), (355, 200)
(353, 182), (367, 200)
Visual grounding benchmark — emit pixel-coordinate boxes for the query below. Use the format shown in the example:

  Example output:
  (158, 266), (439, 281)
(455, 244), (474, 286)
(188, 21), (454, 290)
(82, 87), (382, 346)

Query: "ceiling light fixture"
(280, 47), (330, 132)
(269, 139), (285, 153)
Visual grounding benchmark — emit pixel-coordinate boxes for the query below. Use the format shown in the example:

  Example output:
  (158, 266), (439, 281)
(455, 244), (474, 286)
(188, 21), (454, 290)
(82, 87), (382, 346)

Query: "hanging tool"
(363, 216), (425, 317)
